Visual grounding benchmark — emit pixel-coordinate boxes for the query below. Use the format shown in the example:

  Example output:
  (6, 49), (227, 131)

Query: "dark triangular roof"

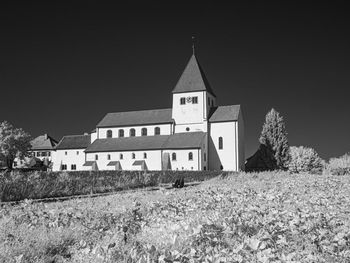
(172, 55), (216, 97)
(209, 105), (241, 123)
(85, 132), (206, 153)
(56, 134), (91, 150)
(97, 108), (172, 128)
(30, 134), (58, 150)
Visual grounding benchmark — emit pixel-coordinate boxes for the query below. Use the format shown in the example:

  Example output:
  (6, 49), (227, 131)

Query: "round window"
(186, 127), (190, 131)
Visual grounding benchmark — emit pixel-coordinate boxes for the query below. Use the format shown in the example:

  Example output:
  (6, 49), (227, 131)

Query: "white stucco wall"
(162, 149), (201, 170)
(172, 91), (208, 124)
(97, 124), (172, 139)
(91, 131), (97, 143)
(52, 149), (87, 171)
(84, 148), (201, 171)
(209, 121), (238, 171)
(174, 122), (208, 133)
(85, 150), (162, 171)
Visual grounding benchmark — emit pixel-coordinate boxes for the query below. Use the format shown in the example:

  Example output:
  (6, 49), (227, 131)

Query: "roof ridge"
(106, 107), (171, 114)
(62, 134), (91, 138)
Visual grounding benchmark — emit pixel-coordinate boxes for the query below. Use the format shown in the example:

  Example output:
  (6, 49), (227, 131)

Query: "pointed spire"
(172, 54), (216, 97)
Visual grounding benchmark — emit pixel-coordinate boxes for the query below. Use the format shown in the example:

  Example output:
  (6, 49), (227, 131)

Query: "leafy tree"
(0, 121), (32, 170)
(259, 108), (290, 170)
(288, 146), (324, 174)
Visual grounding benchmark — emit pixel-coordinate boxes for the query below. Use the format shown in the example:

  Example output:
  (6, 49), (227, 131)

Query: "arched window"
(132, 153), (136, 159)
(129, 128), (135, 137)
(141, 128), (147, 136)
(107, 154), (111, 160)
(95, 154), (98, 160)
(120, 153), (123, 160)
(172, 153), (176, 161)
(107, 130), (112, 138)
(143, 152), (147, 159)
(118, 129), (124, 137)
(219, 137), (223, 150)
(154, 127), (160, 135)
(188, 152), (193, 161)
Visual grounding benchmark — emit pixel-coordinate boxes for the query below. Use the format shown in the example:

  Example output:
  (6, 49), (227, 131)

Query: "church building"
(52, 54), (244, 171)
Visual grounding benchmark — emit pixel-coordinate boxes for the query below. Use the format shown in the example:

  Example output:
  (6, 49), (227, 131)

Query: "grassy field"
(1, 171), (350, 262)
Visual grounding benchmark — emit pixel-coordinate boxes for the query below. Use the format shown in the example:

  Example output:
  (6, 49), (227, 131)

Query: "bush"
(328, 153), (350, 175)
(0, 170), (225, 202)
(288, 146), (324, 174)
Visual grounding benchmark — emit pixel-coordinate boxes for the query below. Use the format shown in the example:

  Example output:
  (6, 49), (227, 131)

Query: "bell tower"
(171, 54), (216, 133)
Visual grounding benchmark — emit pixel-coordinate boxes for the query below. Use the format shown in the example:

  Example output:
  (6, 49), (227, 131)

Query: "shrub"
(288, 146), (324, 174)
(328, 153), (350, 175)
(0, 170), (225, 202)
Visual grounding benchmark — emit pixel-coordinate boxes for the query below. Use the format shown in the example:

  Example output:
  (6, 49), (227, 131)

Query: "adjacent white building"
(52, 54), (244, 171)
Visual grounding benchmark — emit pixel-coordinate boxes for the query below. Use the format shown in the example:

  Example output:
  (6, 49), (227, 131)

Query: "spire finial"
(192, 36), (195, 55)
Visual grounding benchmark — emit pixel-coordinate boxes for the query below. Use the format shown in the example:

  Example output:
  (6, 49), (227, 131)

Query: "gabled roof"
(133, 160), (146, 166)
(56, 135), (91, 150)
(83, 161), (96, 166)
(172, 54), (216, 97)
(96, 108), (173, 128)
(30, 134), (58, 151)
(107, 161), (120, 166)
(209, 105), (241, 123)
(85, 132), (206, 153)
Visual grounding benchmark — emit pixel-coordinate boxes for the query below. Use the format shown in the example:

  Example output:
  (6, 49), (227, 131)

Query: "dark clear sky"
(1, 2), (349, 160)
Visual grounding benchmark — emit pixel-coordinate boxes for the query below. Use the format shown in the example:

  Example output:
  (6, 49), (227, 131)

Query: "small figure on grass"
(172, 176), (185, 188)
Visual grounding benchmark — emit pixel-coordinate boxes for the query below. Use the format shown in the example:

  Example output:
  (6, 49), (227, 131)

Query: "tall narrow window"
(48, 152), (51, 157)
(204, 153), (206, 161)
(144, 152), (147, 159)
(172, 153), (177, 161)
(219, 137), (223, 150)
(192, 97), (198, 104)
(95, 154), (98, 160)
(130, 128), (135, 137)
(120, 153), (123, 160)
(71, 164), (76, 170)
(107, 130), (112, 138)
(189, 152), (193, 161)
(180, 97), (186, 105)
(132, 153), (135, 159)
(141, 128), (147, 136)
(118, 129), (124, 137)
(154, 127), (160, 135)
(107, 154), (111, 160)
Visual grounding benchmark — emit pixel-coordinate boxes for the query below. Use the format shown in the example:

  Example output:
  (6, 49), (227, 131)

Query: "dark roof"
(133, 160), (145, 166)
(172, 55), (216, 97)
(209, 105), (241, 123)
(96, 108), (172, 128)
(56, 135), (91, 150)
(30, 134), (58, 150)
(107, 161), (120, 166)
(85, 132), (206, 153)
(83, 161), (95, 166)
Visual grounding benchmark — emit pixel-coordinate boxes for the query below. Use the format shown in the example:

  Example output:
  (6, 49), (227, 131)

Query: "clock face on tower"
(186, 97), (192, 103)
